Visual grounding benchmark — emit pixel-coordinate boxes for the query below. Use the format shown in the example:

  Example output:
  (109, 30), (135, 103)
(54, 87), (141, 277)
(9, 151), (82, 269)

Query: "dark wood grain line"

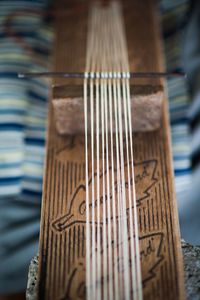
(158, 183), (164, 229)
(70, 162), (73, 195)
(61, 163), (65, 213)
(73, 225), (76, 263)
(165, 260), (172, 300)
(144, 133), (148, 159)
(61, 162), (67, 291)
(51, 158), (58, 299)
(79, 164), (82, 181)
(150, 198), (155, 230)
(147, 199), (151, 231)
(54, 159), (61, 296)
(138, 207), (142, 232)
(60, 234), (64, 292)
(160, 263), (168, 300)
(53, 234), (58, 300)
(82, 225), (85, 257)
(58, 162), (64, 294)
(159, 145), (175, 298)
(63, 161), (69, 290)
(47, 150), (56, 299)
(74, 163), (77, 187)
(82, 163), (85, 181)
(42, 149), (51, 299)
(77, 225), (80, 258)
(149, 133), (154, 157)
(66, 161), (69, 201)
(163, 140), (179, 297)
(154, 187), (159, 230)
(68, 227), (72, 273)
(143, 207), (147, 232)
(63, 231), (68, 290)
(133, 134), (137, 159)
(57, 161), (61, 216)
(151, 133), (155, 158)
(156, 278), (161, 300)
(38, 148), (53, 299)
(151, 281), (156, 300)
(53, 159), (58, 218)
(138, 137), (142, 161)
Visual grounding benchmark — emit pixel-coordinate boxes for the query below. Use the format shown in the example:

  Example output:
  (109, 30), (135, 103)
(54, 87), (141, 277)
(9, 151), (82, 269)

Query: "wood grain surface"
(38, 0), (185, 299)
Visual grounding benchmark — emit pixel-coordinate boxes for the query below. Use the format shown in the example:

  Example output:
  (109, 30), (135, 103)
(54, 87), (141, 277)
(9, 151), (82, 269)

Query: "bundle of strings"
(84, 1), (142, 299)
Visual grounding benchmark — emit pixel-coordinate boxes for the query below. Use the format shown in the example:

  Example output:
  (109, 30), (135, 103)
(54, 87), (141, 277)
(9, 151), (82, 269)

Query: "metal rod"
(18, 71), (187, 79)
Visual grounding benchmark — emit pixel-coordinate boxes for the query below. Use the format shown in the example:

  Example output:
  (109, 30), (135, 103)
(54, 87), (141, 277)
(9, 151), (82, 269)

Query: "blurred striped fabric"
(0, 0), (53, 294)
(161, 0), (192, 206)
(0, 0), (192, 209)
(0, 0), (193, 294)
(0, 1), (53, 199)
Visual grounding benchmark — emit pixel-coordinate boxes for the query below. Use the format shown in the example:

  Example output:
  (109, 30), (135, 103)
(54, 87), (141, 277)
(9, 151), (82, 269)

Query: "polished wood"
(38, 0), (185, 299)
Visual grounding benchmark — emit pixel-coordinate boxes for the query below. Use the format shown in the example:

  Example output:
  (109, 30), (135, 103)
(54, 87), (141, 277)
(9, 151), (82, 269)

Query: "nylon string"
(84, 1), (143, 299)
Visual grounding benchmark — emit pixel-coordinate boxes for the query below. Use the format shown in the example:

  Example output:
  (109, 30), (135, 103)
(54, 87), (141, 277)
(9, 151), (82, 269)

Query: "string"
(108, 76), (119, 300)
(96, 73), (101, 300)
(101, 8), (114, 300)
(84, 1), (143, 299)
(93, 6), (102, 299)
(110, 3), (142, 299)
(113, 76), (124, 298)
(101, 74), (108, 300)
(126, 80), (143, 300)
(90, 74), (96, 299)
(112, 2), (142, 299)
(104, 74), (114, 300)
(122, 75), (137, 298)
(84, 4), (97, 300)
(84, 75), (90, 300)
(110, 4), (128, 297)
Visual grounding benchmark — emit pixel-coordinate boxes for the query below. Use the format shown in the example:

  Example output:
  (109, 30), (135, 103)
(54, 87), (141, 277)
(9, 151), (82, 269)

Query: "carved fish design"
(52, 160), (157, 233)
(60, 232), (164, 299)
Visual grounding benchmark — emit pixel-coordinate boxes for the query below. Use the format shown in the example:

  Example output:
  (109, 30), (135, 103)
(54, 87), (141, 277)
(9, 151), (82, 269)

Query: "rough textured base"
(182, 240), (200, 300)
(26, 255), (39, 300)
(26, 241), (200, 300)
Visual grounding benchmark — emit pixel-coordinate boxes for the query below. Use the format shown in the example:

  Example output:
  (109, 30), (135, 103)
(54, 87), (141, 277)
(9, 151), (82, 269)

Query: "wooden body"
(38, 0), (185, 299)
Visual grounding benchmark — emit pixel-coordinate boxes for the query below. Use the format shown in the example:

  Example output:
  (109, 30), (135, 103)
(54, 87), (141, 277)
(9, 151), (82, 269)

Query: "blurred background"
(0, 0), (199, 298)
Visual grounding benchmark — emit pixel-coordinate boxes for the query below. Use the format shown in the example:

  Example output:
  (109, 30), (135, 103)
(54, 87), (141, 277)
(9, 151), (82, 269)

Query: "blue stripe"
(174, 169), (192, 175)
(0, 163), (22, 168)
(173, 155), (191, 160)
(0, 109), (26, 115)
(28, 90), (47, 102)
(0, 177), (22, 184)
(0, 124), (25, 130)
(25, 138), (45, 145)
(22, 189), (42, 197)
(0, 72), (20, 79)
(24, 176), (42, 181)
(170, 117), (189, 125)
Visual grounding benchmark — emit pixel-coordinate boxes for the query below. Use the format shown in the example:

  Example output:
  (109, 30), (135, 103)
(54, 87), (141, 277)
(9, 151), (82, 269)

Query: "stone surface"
(26, 241), (200, 299)
(26, 255), (39, 300)
(182, 240), (200, 300)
